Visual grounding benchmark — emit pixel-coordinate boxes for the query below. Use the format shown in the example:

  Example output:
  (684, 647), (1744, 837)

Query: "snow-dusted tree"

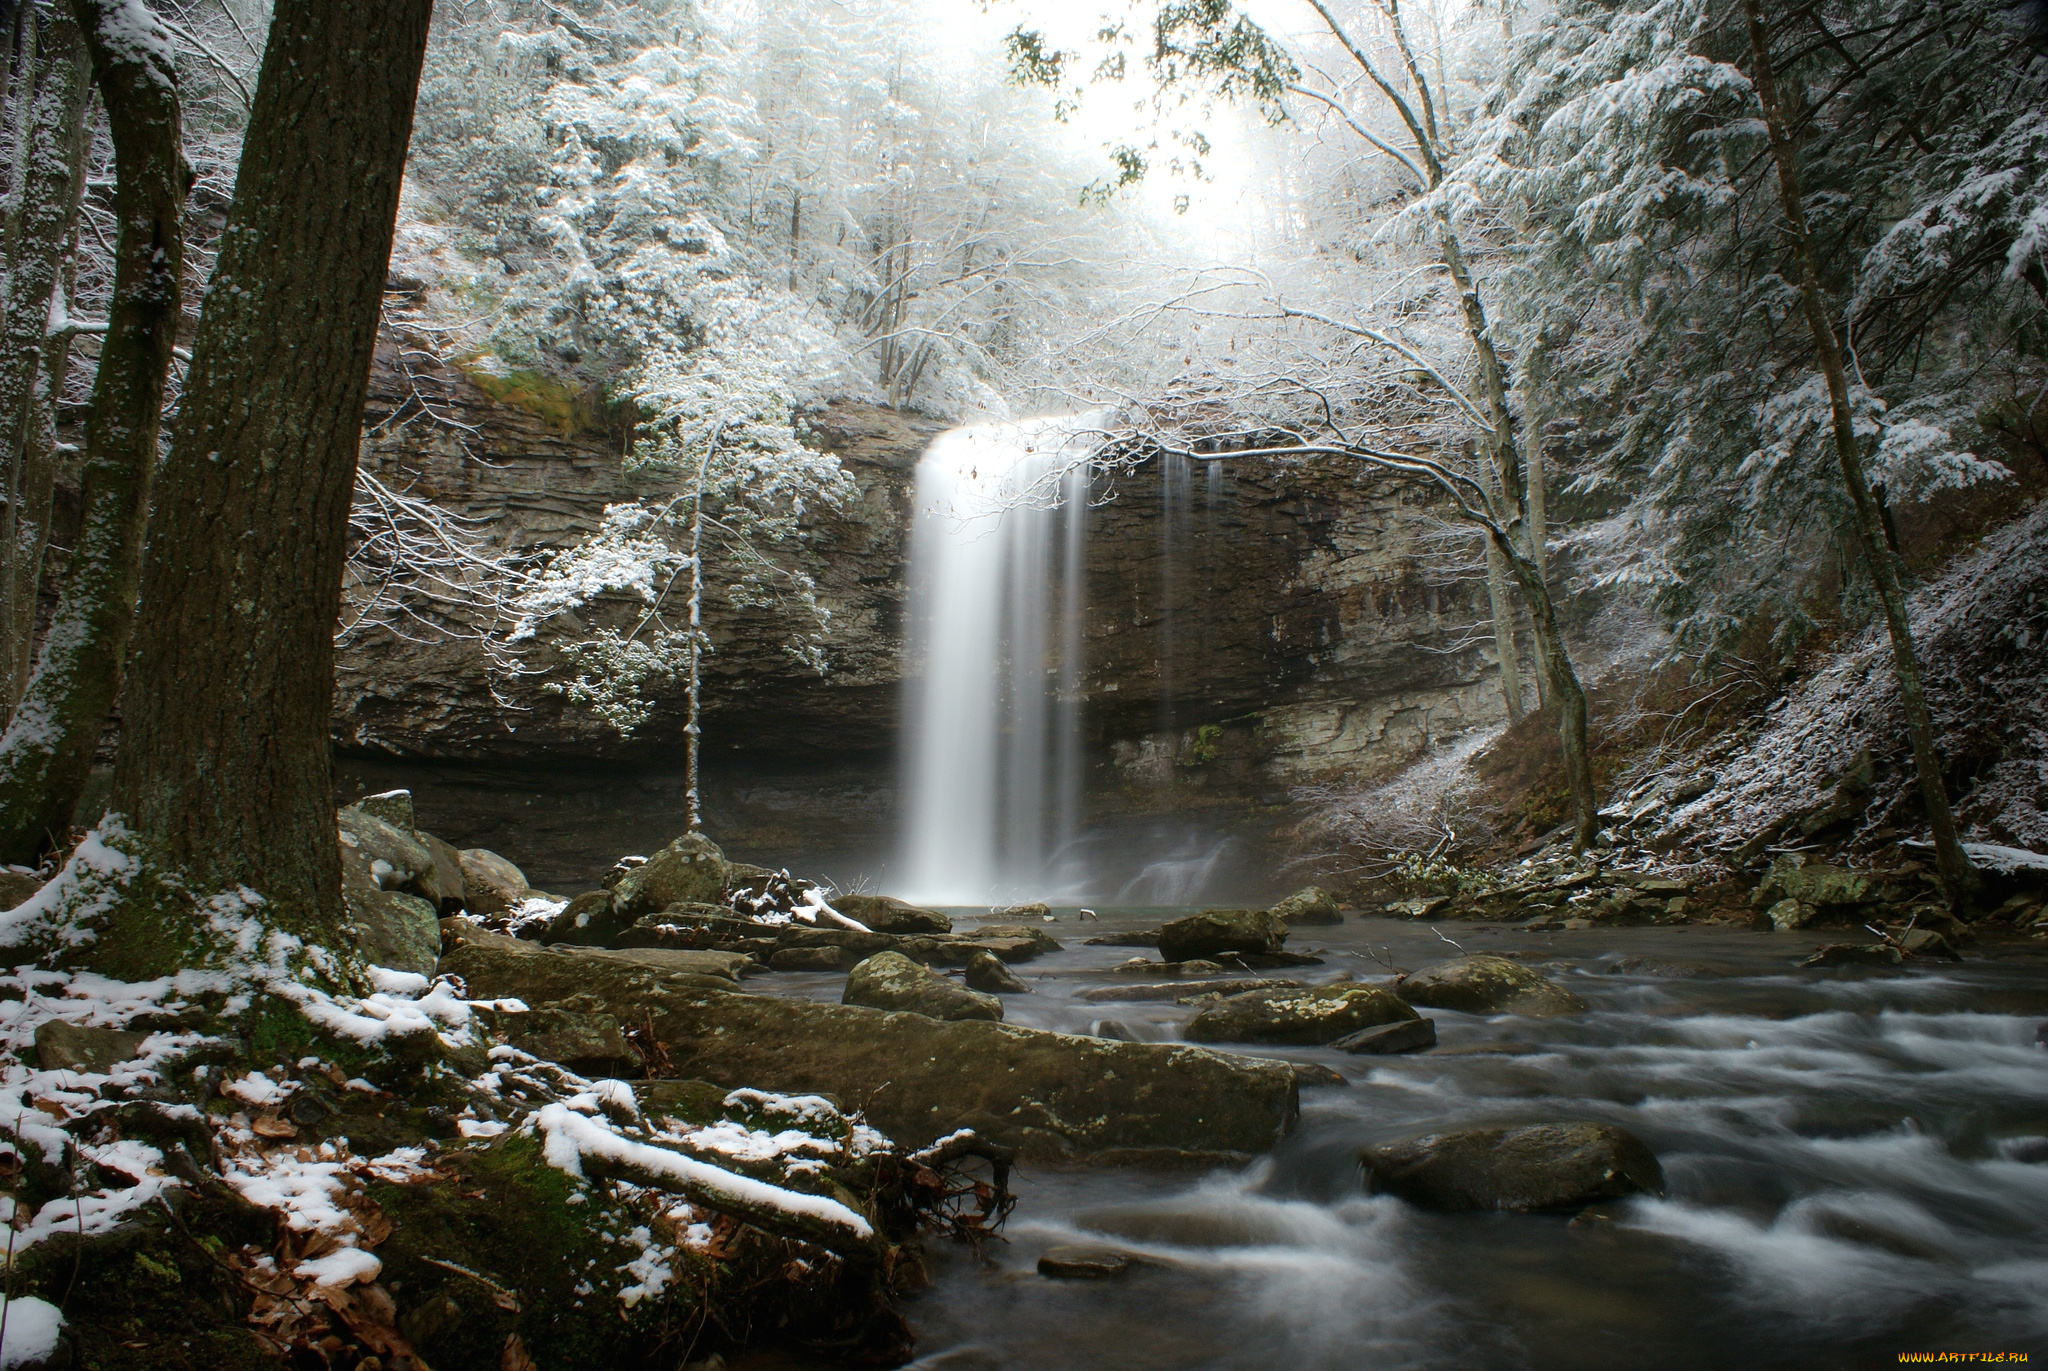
(1011, 0), (1608, 848)
(0, 1), (92, 721)
(104, 0), (431, 963)
(509, 316), (853, 827)
(0, 0), (184, 866)
(1474, 0), (2044, 898)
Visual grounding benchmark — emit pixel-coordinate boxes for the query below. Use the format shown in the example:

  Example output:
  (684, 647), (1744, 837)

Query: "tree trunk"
(0, 0), (179, 865)
(1484, 524), (1525, 724)
(1495, 530), (1597, 850)
(0, 4), (91, 720)
(1439, 227), (1600, 848)
(1519, 344), (1554, 712)
(107, 0), (430, 943)
(1740, 0), (1975, 905)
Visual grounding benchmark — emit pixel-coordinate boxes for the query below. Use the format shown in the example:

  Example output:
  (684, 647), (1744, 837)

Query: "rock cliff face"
(337, 346), (1513, 810)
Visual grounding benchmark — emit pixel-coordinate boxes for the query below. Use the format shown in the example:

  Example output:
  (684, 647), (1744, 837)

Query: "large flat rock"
(441, 927), (1298, 1163)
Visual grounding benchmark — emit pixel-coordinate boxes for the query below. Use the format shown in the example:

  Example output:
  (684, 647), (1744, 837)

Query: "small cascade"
(899, 416), (1096, 905)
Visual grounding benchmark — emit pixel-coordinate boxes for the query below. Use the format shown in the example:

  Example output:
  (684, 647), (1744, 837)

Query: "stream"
(762, 911), (2048, 1369)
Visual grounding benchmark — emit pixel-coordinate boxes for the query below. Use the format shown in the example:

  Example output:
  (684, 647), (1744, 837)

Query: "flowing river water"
(752, 911), (2048, 1370)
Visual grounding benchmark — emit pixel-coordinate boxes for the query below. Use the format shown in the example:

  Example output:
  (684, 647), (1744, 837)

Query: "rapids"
(762, 912), (2048, 1369)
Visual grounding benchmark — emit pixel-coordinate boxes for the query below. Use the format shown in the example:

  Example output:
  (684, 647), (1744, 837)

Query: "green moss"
(456, 356), (630, 437)
(17, 1190), (275, 1371)
(370, 1133), (675, 1367)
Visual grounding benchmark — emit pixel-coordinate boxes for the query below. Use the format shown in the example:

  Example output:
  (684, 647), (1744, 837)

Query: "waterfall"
(899, 416), (1096, 905)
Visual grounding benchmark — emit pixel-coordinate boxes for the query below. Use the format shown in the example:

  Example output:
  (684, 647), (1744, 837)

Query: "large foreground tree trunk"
(0, 0), (179, 864)
(1740, 0), (1975, 906)
(108, 0), (431, 941)
(0, 4), (92, 720)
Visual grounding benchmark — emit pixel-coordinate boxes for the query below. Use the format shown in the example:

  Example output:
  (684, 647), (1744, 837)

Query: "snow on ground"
(1668, 500), (2048, 853)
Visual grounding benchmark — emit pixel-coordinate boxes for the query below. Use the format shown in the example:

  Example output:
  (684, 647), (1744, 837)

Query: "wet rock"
(962, 922), (1062, 954)
(540, 889), (630, 947)
(338, 806), (434, 892)
(1383, 896), (1452, 919)
(833, 894), (952, 935)
(1898, 928), (1962, 961)
(1038, 1245), (1139, 1279)
(354, 788), (417, 829)
(1755, 856), (1876, 909)
(1157, 909), (1288, 963)
(1602, 957), (1718, 979)
(473, 1005), (637, 1076)
(844, 951), (1003, 1022)
(1396, 955), (1587, 1017)
(1798, 943), (1903, 968)
(419, 831), (469, 914)
(458, 847), (531, 917)
(0, 868), (42, 911)
(1002, 901), (1052, 920)
(1091, 1019), (1135, 1041)
(1083, 929), (1161, 947)
(1112, 957), (1222, 977)
(440, 920), (746, 999)
(35, 1021), (147, 1074)
(1185, 985), (1418, 1046)
(769, 945), (862, 972)
(1289, 1061), (1349, 1088)
(1331, 1018), (1437, 1055)
(1077, 978), (1300, 1003)
(1763, 898), (1814, 932)
(965, 950), (1030, 994)
(613, 832), (731, 917)
(340, 839), (442, 975)
(1361, 1122), (1664, 1213)
(1268, 886), (1342, 926)
(456, 932), (1296, 1159)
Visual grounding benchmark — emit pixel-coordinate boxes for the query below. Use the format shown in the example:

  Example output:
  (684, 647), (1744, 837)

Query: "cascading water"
(899, 416), (1096, 905)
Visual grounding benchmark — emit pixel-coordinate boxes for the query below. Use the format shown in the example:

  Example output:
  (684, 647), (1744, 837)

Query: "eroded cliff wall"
(336, 348), (1516, 810)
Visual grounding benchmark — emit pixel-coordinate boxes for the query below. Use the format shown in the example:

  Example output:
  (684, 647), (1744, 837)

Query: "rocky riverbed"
(873, 911), (2048, 1370)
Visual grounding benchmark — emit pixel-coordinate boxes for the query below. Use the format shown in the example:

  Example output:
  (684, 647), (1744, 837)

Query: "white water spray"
(899, 416), (1097, 905)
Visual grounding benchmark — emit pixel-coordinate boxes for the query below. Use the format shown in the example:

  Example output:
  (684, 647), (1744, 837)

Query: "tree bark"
(1739, 0), (1975, 905)
(108, 0), (431, 941)
(1519, 343), (1554, 712)
(0, 3), (91, 720)
(1494, 529), (1597, 850)
(0, 0), (179, 864)
(1484, 523), (1525, 724)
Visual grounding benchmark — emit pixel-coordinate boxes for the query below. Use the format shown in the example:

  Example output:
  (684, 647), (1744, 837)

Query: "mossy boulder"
(1396, 955), (1587, 1017)
(1157, 908), (1287, 963)
(339, 837), (441, 976)
(1361, 1122), (1664, 1212)
(1184, 984), (1416, 1045)
(960, 921), (1063, 953)
(1755, 856), (1878, 908)
(458, 847), (530, 916)
(965, 949), (1030, 994)
(1268, 886), (1342, 926)
(613, 832), (730, 917)
(844, 951), (1003, 1022)
(445, 928), (1299, 1162)
(834, 893), (952, 934)
(539, 889), (631, 947)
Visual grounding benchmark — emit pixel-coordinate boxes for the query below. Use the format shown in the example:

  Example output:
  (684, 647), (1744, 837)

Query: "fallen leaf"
(501, 1332), (538, 1371)
(251, 1113), (298, 1140)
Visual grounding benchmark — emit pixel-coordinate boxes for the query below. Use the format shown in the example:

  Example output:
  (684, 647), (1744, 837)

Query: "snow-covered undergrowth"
(1665, 500), (2048, 853)
(1291, 727), (1504, 876)
(0, 831), (920, 1360)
